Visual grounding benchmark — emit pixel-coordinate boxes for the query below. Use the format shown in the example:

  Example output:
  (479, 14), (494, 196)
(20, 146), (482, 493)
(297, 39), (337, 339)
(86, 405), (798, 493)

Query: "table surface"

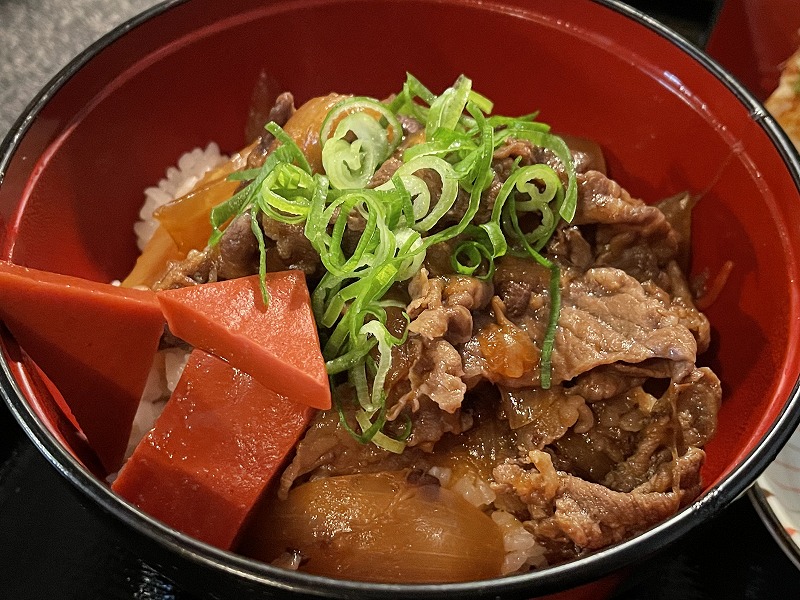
(2, 1), (800, 598)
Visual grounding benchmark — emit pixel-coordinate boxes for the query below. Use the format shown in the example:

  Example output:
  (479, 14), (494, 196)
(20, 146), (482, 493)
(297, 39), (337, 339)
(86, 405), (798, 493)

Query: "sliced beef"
(260, 214), (322, 276)
(494, 138), (538, 165)
(442, 171), (500, 226)
(398, 337), (467, 415)
(552, 472), (680, 550)
(369, 155), (404, 188)
(154, 212), (263, 290)
(632, 446), (705, 499)
(246, 91), (296, 169)
(154, 248), (220, 290)
(278, 404), (424, 499)
(547, 226), (594, 272)
(657, 191), (697, 274)
(540, 268), (700, 384)
(560, 134), (607, 174)
(429, 391), (518, 481)
(547, 386), (649, 484)
(492, 446), (701, 556)
(500, 386), (591, 449)
(599, 399), (677, 492)
(404, 395), (474, 451)
(494, 280), (531, 318)
(492, 256), (550, 318)
(555, 368), (717, 495)
(382, 270), (495, 441)
(406, 269), (492, 345)
(573, 171), (676, 239)
(569, 366), (646, 403)
(573, 170), (679, 286)
(408, 305), (473, 344)
(493, 136), (603, 179)
(493, 451), (562, 514)
(216, 212), (259, 280)
(279, 386), (471, 494)
(464, 267), (701, 389)
(661, 260), (711, 353)
(397, 114), (424, 137)
(444, 274), (495, 310)
(672, 367), (721, 448)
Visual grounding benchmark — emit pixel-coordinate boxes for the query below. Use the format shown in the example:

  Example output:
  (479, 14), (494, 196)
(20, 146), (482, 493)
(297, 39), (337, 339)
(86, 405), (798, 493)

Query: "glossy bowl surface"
(2, 0), (800, 598)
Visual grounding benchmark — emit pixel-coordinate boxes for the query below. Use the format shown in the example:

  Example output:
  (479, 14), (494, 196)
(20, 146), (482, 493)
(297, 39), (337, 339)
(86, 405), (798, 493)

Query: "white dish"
(751, 425), (800, 570)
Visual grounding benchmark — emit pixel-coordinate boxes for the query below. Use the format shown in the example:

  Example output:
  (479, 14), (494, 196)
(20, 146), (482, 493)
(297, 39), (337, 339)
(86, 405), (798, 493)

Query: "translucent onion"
(240, 471), (505, 583)
(278, 93), (346, 173)
(153, 149), (252, 253)
(478, 299), (540, 379)
(123, 143), (256, 287)
(120, 226), (183, 288)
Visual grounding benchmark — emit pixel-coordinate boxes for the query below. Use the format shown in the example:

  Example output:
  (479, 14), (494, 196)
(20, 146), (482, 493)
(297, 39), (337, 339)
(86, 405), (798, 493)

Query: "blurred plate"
(706, 0), (800, 100)
(751, 429), (800, 570)
(706, 0), (800, 572)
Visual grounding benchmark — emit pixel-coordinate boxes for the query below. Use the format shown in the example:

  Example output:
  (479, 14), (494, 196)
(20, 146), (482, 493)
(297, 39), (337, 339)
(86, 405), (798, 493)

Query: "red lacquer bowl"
(2, 1), (800, 598)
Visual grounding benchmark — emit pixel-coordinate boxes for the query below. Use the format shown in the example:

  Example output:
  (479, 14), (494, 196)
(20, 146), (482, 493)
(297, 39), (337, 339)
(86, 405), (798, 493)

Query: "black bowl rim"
(2, 0), (800, 597)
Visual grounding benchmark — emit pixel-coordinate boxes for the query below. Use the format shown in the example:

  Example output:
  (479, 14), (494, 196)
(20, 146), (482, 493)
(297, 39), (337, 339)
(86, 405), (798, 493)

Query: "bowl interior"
(2, 0), (800, 594)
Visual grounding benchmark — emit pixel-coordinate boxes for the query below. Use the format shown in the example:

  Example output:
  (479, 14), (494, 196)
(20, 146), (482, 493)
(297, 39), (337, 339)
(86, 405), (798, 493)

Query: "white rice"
(133, 142), (227, 250)
(491, 510), (548, 574)
(426, 465), (452, 486)
(429, 467), (548, 574)
(449, 470), (497, 508)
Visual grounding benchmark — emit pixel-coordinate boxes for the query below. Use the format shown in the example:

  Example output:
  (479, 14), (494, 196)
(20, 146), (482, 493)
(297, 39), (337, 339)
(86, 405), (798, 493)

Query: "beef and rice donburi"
(0, 74), (722, 583)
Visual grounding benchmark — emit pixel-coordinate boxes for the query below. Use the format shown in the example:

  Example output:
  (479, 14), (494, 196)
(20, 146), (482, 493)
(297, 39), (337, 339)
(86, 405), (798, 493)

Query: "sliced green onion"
(209, 128), (309, 246)
(504, 194), (562, 388)
(356, 409), (406, 454)
(320, 97), (403, 148)
(426, 74), (471, 138)
(320, 97), (402, 189)
(377, 155), (460, 231)
(322, 116), (387, 189)
(251, 209), (269, 305)
(206, 73), (578, 446)
(452, 239), (491, 277)
(495, 163), (563, 252)
(502, 127), (577, 223)
(468, 89), (493, 114)
(422, 102), (494, 249)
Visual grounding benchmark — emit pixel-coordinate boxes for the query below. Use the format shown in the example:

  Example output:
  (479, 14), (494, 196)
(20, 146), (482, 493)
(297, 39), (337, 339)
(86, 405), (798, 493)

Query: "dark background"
(2, 1), (800, 598)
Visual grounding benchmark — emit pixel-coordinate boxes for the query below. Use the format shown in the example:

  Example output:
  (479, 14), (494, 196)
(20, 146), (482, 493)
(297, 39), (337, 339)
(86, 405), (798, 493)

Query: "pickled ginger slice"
(156, 271), (330, 410)
(0, 261), (164, 473)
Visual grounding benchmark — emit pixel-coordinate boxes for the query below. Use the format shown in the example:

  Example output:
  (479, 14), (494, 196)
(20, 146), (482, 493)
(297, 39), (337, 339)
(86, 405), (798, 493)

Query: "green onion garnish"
(320, 97), (402, 189)
(208, 74), (577, 448)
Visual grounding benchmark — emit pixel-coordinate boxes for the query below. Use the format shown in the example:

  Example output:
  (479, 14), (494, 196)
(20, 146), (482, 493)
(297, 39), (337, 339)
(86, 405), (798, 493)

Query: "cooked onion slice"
(240, 470), (505, 583)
